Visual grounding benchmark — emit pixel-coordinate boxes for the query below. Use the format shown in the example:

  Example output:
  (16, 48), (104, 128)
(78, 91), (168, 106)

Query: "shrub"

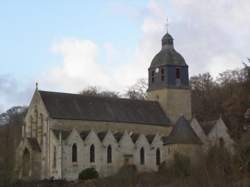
(78, 167), (99, 181)
(172, 152), (191, 177)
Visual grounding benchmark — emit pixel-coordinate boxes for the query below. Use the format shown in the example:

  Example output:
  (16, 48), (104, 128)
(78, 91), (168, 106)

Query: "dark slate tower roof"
(39, 90), (170, 126)
(150, 32), (186, 68)
(163, 116), (202, 145)
(148, 32), (189, 91)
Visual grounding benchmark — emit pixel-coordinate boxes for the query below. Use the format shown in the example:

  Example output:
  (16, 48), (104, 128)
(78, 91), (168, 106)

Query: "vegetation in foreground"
(10, 145), (250, 187)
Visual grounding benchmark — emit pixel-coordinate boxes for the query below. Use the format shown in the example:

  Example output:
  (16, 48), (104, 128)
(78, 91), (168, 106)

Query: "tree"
(0, 106), (27, 186)
(125, 78), (147, 100)
(79, 86), (120, 98)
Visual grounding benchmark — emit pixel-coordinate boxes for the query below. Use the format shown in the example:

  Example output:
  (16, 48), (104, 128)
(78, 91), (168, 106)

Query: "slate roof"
(150, 33), (186, 68)
(200, 120), (217, 135)
(27, 138), (41, 152)
(150, 48), (187, 67)
(39, 90), (170, 126)
(163, 116), (202, 145)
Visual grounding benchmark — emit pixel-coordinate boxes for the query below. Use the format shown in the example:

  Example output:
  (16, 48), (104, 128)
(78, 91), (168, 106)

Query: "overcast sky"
(0, 0), (249, 112)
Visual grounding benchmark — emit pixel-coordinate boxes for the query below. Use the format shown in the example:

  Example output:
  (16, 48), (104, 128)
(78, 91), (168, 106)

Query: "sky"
(0, 0), (249, 112)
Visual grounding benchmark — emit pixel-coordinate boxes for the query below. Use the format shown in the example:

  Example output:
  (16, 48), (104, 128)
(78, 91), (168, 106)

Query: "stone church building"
(16, 31), (234, 180)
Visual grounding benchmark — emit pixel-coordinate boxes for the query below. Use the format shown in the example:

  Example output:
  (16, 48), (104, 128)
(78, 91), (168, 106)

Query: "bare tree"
(79, 86), (120, 98)
(125, 78), (147, 100)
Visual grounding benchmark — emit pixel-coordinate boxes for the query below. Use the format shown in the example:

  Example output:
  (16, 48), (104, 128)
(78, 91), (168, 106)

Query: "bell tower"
(147, 31), (192, 123)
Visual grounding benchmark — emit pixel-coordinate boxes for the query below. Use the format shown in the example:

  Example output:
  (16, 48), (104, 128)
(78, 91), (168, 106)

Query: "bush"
(172, 153), (191, 177)
(78, 167), (99, 181)
(159, 152), (191, 178)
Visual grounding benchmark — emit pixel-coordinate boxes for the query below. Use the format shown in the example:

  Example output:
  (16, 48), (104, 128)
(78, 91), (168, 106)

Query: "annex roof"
(163, 116), (202, 145)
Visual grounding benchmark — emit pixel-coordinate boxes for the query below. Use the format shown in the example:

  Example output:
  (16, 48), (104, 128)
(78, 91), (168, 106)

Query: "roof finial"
(36, 82), (38, 91)
(165, 18), (169, 33)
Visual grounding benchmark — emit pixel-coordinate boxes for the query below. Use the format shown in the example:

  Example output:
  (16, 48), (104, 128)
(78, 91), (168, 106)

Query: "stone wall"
(50, 119), (171, 136)
(147, 88), (192, 123)
(49, 129), (167, 180)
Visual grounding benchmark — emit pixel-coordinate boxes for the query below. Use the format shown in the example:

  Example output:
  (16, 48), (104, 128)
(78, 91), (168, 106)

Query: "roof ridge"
(38, 90), (158, 103)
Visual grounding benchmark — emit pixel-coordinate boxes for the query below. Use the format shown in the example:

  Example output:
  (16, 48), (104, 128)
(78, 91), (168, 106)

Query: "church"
(16, 31), (234, 180)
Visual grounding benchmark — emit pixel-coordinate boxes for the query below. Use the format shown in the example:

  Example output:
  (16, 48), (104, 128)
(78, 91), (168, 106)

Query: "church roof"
(150, 48), (186, 68)
(39, 90), (170, 126)
(163, 116), (202, 145)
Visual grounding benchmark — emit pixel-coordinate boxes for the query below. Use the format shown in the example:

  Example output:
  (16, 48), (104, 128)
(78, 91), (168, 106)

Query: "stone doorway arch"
(22, 148), (31, 177)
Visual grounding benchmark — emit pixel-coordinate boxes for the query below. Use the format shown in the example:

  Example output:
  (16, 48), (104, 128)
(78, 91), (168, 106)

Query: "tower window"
(161, 68), (165, 81)
(72, 143), (77, 162)
(176, 68), (180, 79)
(151, 71), (155, 83)
(90, 144), (95, 163)
(140, 147), (145, 165)
(107, 145), (112, 163)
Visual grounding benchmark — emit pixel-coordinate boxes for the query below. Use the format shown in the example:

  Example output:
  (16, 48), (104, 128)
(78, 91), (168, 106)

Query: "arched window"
(90, 144), (95, 163)
(219, 137), (224, 147)
(107, 145), (112, 163)
(140, 147), (145, 165)
(53, 146), (57, 168)
(156, 148), (160, 165)
(40, 114), (44, 143)
(22, 148), (31, 177)
(72, 144), (77, 162)
(29, 116), (33, 137)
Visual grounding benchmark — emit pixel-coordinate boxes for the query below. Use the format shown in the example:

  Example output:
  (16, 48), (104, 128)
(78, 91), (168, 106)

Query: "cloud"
(0, 75), (33, 113)
(42, 0), (167, 93)
(44, 0), (249, 95)
(1, 0), (249, 112)
(169, 0), (248, 76)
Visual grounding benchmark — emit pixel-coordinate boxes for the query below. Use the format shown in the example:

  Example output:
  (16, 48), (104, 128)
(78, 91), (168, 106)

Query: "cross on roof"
(165, 18), (169, 33)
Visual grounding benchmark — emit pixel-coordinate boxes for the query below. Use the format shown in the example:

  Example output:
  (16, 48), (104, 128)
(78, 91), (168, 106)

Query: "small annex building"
(16, 31), (234, 180)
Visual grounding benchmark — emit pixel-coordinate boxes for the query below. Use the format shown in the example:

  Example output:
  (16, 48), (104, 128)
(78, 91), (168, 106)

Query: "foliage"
(190, 65), (250, 139)
(78, 167), (99, 180)
(159, 153), (191, 178)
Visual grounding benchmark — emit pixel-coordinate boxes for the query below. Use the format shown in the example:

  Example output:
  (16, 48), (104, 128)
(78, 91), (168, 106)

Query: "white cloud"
(42, 0), (167, 93)
(42, 0), (247, 94)
(1, 0), (249, 112)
